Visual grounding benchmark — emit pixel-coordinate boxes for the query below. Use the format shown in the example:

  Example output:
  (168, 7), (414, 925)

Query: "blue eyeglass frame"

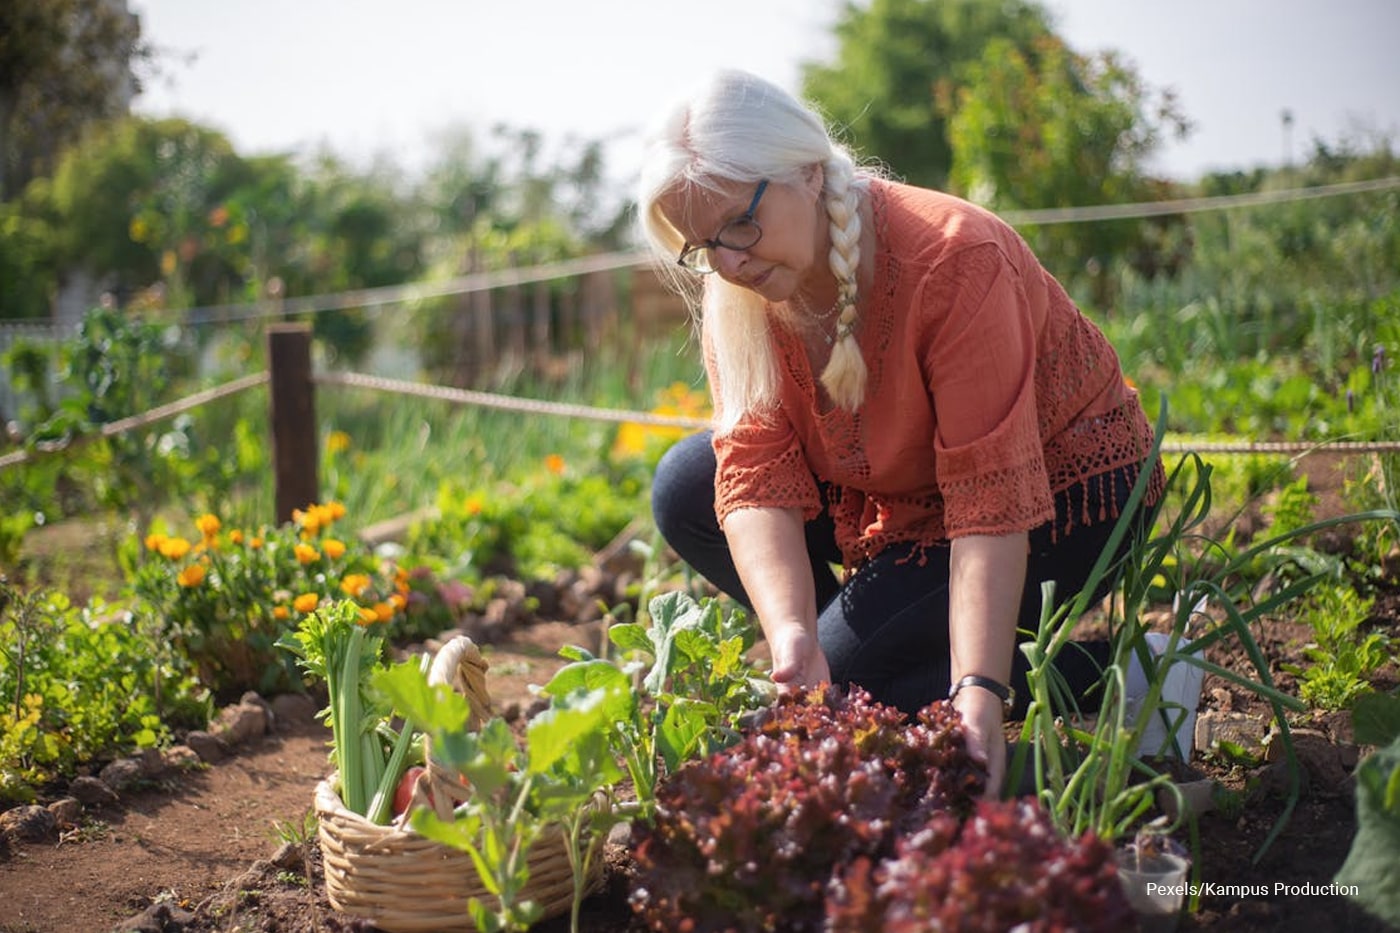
(676, 179), (769, 272)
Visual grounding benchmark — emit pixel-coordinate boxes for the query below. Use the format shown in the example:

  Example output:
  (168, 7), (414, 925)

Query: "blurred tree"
(802, 0), (1053, 187)
(0, 0), (147, 200)
(45, 116), (246, 306)
(946, 34), (1191, 308)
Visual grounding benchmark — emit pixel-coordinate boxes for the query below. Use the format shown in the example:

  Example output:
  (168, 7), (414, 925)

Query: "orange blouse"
(709, 179), (1161, 569)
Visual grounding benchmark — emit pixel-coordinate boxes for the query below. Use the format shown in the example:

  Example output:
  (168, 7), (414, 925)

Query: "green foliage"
(802, 0), (1053, 188)
(1335, 732), (1400, 925)
(947, 33), (1188, 305)
(1283, 584), (1389, 711)
(0, 584), (209, 803)
(412, 462), (648, 585)
(376, 592), (771, 932)
(0, 0), (146, 199)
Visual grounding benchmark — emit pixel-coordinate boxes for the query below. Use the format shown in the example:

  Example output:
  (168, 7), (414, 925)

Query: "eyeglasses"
(676, 180), (768, 274)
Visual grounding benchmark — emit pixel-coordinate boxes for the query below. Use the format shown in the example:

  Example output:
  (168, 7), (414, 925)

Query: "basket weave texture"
(315, 635), (604, 932)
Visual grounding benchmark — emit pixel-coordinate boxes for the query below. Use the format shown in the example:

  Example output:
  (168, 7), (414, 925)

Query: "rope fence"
(160, 175), (1400, 327)
(5, 361), (1397, 479)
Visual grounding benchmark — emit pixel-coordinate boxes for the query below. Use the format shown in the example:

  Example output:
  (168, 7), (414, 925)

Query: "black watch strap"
(948, 674), (1015, 713)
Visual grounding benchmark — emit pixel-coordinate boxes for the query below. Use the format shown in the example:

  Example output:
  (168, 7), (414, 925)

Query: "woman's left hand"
(951, 686), (1006, 799)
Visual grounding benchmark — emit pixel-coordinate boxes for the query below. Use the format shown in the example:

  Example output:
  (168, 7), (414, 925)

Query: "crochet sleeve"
(702, 328), (823, 527)
(923, 243), (1054, 537)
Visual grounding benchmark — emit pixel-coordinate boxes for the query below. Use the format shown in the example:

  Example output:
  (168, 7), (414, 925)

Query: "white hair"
(636, 69), (871, 432)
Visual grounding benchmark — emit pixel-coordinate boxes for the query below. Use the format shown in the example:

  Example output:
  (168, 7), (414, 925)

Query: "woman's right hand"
(766, 621), (831, 687)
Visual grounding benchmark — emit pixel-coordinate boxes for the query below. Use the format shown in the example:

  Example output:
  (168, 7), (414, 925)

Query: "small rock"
(1265, 728), (1349, 794)
(271, 841), (304, 870)
(47, 797), (83, 829)
(269, 692), (319, 726)
(1194, 710), (1268, 754)
(240, 691), (277, 731)
(98, 757), (147, 792)
(136, 747), (166, 778)
(211, 701), (268, 746)
(163, 745), (203, 770)
(68, 775), (119, 807)
(112, 901), (197, 933)
(185, 730), (229, 763)
(607, 821), (633, 847)
(0, 805), (56, 842)
(1156, 779), (1217, 822)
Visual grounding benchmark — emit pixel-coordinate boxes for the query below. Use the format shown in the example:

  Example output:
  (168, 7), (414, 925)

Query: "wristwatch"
(948, 674), (1015, 714)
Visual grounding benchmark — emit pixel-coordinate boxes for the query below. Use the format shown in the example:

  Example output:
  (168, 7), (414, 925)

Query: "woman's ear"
(803, 162), (825, 197)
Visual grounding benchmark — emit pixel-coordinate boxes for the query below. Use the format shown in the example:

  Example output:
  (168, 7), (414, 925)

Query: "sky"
(127, 0), (1400, 188)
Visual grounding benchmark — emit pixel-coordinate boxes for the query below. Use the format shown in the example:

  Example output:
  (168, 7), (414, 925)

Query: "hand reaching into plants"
(765, 620), (831, 687)
(952, 687), (1006, 799)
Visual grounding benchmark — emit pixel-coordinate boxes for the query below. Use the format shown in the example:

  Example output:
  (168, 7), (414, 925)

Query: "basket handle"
(411, 635), (494, 822)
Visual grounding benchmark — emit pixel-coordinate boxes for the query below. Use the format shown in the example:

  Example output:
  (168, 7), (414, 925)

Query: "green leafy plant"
(1283, 583), (1389, 711)
(372, 592), (772, 933)
(0, 583), (208, 802)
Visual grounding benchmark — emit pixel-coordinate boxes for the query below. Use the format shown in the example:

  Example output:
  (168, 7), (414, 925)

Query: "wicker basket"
(315, 635), (605, 932)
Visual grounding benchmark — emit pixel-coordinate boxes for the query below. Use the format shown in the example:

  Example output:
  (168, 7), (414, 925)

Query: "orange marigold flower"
(389, 593), (408, 611)
(195, 513), (221, 539)
(273, 605), (290, 621)
(294, 543), (320, 564)
(356, 606), (380, 625)
(326, 501), (347, 520)
(145, 532), (167, 552)
(544, 453), (566, 475)
(229, 529), (245, 545)
(464, 495), (484, 516)
(372, 601), (394, 622)
(177, 564), (207, 587)
(340, 573), (372, 598)
(159, 536), (192, 560)
(1123, 374), (1138, 391)
(322, 538), (347, 560)
(249, 536), (264, 549)
(293, 593), (319, 613)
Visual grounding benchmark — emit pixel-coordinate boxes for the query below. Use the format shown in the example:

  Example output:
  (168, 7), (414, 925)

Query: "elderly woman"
(638, 69), (1167, 792)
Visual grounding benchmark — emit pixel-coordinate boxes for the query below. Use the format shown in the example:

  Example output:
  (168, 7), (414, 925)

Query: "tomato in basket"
(392, 765), (426, 816)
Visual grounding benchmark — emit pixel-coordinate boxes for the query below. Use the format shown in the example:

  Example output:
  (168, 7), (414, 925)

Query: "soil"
(2, 454), (1398, 933)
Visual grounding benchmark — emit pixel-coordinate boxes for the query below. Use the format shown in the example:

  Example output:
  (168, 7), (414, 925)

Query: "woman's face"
(658, 168), (826, 302)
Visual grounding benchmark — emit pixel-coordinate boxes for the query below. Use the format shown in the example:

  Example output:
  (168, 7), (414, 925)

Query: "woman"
(638, 69), (1165, 793)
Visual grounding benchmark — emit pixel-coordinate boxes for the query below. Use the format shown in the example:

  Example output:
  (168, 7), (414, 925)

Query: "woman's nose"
(713, 245), (749, 281)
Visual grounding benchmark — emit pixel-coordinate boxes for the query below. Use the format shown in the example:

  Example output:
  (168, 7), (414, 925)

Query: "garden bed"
(1, 585), (1397, 933)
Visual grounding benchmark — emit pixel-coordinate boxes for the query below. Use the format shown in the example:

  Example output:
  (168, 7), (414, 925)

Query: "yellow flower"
(464, 495), (484, 517)
(357, 606), (380, 625)
(389, 593), (408, 611)
(293, 593), (319, 613)
(372, 601), (395, 622)
(545, 453), (566, 475)
(177, 564), (207, 587)
(339, 573), (371, 598)
(326, 501), (347, 520)
(195, 513), (221, 540)
(145, 532), (168, 552)
(229, 529), (245, 545)
(322, 538), (347, 560)
(159, 537), (192, 560)
(294, 543), (321, 564)
(249, 536), (264, 549)
(326, 430), (352, 454)
(273, 605), (290, 621)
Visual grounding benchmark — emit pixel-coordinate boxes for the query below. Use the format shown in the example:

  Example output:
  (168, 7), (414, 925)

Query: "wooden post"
(267, 324), (318, 524)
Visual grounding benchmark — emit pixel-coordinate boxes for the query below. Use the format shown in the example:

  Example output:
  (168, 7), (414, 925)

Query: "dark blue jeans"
(651, 431), (1142, 717)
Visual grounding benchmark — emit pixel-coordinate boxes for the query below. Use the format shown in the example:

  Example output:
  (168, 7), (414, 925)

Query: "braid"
(818, 158), (867, 410)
